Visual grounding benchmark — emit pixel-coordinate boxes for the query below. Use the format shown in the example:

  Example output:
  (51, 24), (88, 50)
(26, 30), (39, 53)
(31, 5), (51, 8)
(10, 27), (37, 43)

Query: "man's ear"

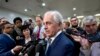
(58, 22), (62, 26)
(58, 23), (63, 30)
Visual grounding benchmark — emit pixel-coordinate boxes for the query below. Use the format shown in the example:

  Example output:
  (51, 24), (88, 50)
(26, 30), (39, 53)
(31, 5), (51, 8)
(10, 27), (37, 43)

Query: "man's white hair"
(83, 15), (97, 25)
(44, 10), (63, 24)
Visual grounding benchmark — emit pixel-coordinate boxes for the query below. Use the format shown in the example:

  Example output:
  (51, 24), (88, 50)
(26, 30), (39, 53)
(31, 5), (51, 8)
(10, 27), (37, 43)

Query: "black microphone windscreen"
(21, 41), (32, 53)
(35, 44), (42, 52)
(27, 45), (35, 56)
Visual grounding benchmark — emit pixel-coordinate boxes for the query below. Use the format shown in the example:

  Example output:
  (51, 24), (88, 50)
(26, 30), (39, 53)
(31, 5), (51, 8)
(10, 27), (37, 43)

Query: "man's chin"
(46, 34), (51, 37)
(47, 35), (55, 38)
(88, 31), (95, 34)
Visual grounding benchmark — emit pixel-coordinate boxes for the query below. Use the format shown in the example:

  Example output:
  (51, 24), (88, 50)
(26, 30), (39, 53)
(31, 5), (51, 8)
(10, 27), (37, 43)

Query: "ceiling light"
(95, 13), (100, 16)
(24, 9), (28, 12)
(42, 3), (46, 6)
(77, 16), (84, 18)
(67, 17), (71, 22)
(74, 14), (76, 16)
(37, 14), (40, 16)
(73, 8), (76, 11)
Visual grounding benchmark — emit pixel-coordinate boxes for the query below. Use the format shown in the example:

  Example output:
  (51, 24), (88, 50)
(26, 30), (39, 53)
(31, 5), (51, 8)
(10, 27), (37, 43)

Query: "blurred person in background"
(11, 17), (23, 45)
(78, 15), (100, 56)
(65, 17), (85, 56)
(0, 22), (22, 56)
(0, 17), (8, 25)
(23, 20), (28, 25)
(62, 21), (70, 31)
(28, 19), (34, 35)
(0, 17), (8, 34)
(19, 25), (36, 56)
(97, 23), (100, 31)
(21, 25), (35, 45)
(28, 19), (33, 25)
(23, 19), (34, 36)
(67, 17), (85, 36)
(33, 16), (45, 41)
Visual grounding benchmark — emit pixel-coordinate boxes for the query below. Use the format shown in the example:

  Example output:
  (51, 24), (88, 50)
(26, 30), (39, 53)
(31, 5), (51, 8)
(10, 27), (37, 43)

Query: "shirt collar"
(48, 30), (62, 44)
(3, 32), (14, 40)
(3, 33), (11, 37)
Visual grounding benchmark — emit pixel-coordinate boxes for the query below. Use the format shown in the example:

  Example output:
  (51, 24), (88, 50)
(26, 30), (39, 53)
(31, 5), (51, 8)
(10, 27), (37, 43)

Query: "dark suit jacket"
(66, 28), (85, 56)
(0, 34), (16, 56)
(45, 32), (74, 56)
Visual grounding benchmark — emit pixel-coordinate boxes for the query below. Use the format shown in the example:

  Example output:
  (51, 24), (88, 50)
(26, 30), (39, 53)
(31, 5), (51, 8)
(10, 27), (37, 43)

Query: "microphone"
(21, 41), (32, 53)
(35, 44), (42, 56)
(27, 45), (35, 56)
(19, 41), (33, 56)
(35, 39), (46, 56)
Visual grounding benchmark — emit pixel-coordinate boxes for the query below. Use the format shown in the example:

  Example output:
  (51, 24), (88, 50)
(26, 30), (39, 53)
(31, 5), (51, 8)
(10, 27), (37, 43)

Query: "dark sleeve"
(65, 43), (74, 56)
(11, 30), (18, 40)
(66, 28), (73, 35)
(79, 47), (90, 56)
(0, 40), (14, 56)
(77, 27), (86, 35)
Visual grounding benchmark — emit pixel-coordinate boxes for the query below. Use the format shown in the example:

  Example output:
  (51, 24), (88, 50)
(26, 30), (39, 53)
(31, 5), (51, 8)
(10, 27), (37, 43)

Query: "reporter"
(12, 46), (23, 54)
(19, 25), (36, 56)
(21, 25), (35, 45)
(0, 22), (22, 56)
(65, 17), (85, 56)
(79, 38), (91, 56)
(79, 15), (100, 56)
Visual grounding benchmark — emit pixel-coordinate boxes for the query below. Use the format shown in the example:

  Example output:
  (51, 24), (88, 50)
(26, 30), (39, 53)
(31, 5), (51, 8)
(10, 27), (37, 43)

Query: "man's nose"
(90, 26), (93, 29)
(44, 24), (48, 30)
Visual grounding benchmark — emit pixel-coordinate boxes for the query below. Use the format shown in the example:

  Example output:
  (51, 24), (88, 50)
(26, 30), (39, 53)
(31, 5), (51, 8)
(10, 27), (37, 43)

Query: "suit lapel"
(45, 32), (63, 56)
(50, 32), (62, 48)
(3, 34), (16, 47)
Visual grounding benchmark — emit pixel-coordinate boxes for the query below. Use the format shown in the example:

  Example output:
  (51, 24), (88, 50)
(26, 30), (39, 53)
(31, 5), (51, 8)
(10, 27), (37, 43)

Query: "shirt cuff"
(11, 49), (15, 54)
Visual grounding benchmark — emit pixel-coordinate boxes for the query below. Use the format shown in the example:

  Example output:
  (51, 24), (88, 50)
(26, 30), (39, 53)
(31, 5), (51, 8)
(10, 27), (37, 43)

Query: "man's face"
(36, 17), (42, 26)
(84, 22), (97, 34)
(0, 19), (7, 25)
(15, 20), (22, 28)
(70, 18), (78, 26)
(22, 28), (30, 37)
(43, 14), (60, 37)
(3, 24), (13, 34)
(63, 23), (69, 29)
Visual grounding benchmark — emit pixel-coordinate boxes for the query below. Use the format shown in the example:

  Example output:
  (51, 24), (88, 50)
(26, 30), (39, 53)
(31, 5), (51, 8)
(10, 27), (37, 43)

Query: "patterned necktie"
(37, 27), (41, 40)
(45, 38), (52, 54)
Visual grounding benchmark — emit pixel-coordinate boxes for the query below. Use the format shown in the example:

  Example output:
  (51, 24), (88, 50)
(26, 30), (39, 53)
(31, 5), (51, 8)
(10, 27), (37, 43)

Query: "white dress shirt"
(48, 30), (62, 44)
(45, 30), (62, 54)
(33, 25), (45, 39)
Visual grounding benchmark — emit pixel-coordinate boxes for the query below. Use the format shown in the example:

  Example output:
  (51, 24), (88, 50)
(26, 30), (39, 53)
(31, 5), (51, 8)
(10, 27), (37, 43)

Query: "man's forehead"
(5, 24), (11, 26)
(1, 19), (7, 21)
(84, 22), (97, 25)
(70, 18), (77, 21)
(44, 15), (53, 20)
(36, 16), (40, 19)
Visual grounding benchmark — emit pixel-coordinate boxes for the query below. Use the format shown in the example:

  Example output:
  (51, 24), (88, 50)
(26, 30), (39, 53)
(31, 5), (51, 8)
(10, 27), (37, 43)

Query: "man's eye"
(92, 24), (96, 26)
(86, 25), (90, 27)
(46, 22), (51, 25)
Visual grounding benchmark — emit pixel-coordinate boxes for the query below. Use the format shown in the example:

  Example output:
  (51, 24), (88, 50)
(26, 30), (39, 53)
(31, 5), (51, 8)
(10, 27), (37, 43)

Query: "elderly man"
(79, 15), (100, 56)
(43, 11), (74, 56)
